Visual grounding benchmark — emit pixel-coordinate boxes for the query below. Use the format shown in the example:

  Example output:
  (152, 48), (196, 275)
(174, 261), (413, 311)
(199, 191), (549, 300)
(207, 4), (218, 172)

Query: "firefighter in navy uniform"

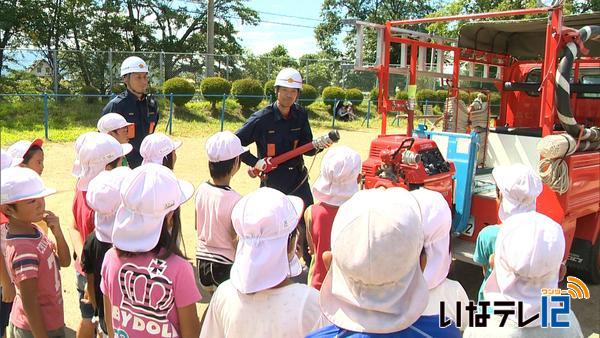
(101, 56), (159, 168)
(236, 67), (332, 267)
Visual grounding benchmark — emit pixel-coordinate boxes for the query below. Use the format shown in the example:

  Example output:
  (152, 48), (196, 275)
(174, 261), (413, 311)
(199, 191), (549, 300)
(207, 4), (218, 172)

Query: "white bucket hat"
(484, 211), (565, 327)
(312, 146), (361, 206)
(492, 164), (542, 221)
(1, 167), (56, 205)
(320, 187), (428, 334)
(7, 139), (43, 165)
(1, 149), (21, 170)
(77, 133), (132, 191)
(71, 132), (98, 177)
(230, 187), (304, 294)
(112, 164), (194, 252)
(140, 133), (182, 165)
(205, 131), (248, 162)
(411, 188), (452, 290)
(86, 167), (132, 243)
(97, 113), (134, 134)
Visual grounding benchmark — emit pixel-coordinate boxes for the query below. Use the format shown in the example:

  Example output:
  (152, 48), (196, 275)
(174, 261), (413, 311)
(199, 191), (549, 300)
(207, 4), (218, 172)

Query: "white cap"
(411, 188), (452, 290)
(120, 56), (148, 77)
(112, 164), (194, 252)
(1, 149), (21, 170)
(1, 167), (56, 205)
(77, 133), (133, 191)
(484, 212), (565, 327)
(320, 188), (428, 333)
(312, 146), (361, 206)
(274, 68), (303, 89)
(205, 131), (248, 162)
(71, 132), (98, 177)
(86, 167), (132, 243)
(492, 164), (542, 221)
(7, 139), (43, 165)
(97, 113), (133, 134)
(140, 133), (182, 165)
(230, 187), (304, 294)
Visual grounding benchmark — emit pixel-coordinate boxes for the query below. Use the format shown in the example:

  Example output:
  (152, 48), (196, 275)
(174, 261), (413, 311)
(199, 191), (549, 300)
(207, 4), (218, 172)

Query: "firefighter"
(236, 67), (331, 266)
(101, 56), (159, 168)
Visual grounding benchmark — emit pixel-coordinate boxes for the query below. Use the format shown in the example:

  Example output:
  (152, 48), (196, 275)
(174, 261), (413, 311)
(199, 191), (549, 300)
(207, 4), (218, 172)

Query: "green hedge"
(200, 77), (231, 110)
(111, 83), (126, 94)
(370, 87), (379, 105)
(264, 80), (276, 102)
(299, 84), (318, 106)
(321, 86), (345, 106)
(80, 85), (100, 104)
(232, 78), (263, 113)
(395, 91), (409, 100)
(163, 77), (196, 107)
(345, 88), (363, 106)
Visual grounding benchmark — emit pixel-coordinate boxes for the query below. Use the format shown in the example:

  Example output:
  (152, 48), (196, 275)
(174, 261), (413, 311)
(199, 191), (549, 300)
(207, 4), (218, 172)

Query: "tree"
(242, 45), (299, 84)
(299, 51), (340, 92)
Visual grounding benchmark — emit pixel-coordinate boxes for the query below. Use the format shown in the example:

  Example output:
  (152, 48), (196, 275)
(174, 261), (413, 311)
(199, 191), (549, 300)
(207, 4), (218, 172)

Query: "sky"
(232, 0), (326, 58)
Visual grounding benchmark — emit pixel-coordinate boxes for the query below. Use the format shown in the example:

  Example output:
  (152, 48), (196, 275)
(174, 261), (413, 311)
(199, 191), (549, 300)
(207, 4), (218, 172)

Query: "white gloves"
(313, 134), (334, 150)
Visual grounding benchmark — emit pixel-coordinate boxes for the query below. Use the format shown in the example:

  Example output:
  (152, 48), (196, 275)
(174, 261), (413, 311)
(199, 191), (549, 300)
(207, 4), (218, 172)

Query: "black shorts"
(196, 259), (232, 289)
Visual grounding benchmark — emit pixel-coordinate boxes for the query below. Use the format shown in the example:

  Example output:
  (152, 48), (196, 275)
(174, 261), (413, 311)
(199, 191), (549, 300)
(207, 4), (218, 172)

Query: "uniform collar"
(126, 89), (146, 102)
(272, 102), (298, 121)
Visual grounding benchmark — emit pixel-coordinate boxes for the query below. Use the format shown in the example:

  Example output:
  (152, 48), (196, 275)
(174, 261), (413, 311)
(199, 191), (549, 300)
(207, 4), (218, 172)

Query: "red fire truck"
(354, 6), (600, 281)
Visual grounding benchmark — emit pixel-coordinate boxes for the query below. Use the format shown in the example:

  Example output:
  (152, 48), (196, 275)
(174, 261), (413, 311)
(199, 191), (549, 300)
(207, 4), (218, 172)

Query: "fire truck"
(353, 6), (600, 281)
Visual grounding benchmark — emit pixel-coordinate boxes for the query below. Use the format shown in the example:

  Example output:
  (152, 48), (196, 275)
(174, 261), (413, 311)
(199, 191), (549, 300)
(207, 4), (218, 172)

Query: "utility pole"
(207, 0), (215, 77)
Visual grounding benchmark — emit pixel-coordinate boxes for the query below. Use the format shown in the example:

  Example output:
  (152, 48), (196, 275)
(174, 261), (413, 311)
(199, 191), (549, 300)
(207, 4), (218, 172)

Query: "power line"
(254, 10), (321, 22)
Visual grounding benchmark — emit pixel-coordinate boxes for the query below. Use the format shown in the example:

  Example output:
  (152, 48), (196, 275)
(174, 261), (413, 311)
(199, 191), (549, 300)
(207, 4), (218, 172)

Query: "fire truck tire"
(584, 238), (600, 284)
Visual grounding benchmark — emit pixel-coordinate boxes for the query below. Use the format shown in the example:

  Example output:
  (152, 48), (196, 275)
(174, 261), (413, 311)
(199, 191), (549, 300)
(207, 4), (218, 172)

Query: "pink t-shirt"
(4, 225), (64, 331)
(195, 182), (241, 264)
(72, 189), (95, 274)
(101, 248), (201, 338)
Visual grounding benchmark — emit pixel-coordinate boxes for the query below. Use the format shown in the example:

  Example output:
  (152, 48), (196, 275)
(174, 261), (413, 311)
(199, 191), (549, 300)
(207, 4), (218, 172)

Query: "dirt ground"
(12, 126), (599, 337)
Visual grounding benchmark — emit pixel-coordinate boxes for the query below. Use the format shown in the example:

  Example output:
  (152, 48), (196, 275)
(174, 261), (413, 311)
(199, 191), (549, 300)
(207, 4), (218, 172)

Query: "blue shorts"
(76, 272), (95, 320)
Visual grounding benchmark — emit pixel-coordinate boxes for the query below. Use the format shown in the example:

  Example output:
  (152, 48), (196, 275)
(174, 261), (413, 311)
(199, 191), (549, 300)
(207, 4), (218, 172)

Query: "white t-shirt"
(200, 280), (329, 338)
(422, 278), (470, 330)
(195, 182), (242, 264)
(463, 310), (583, 338)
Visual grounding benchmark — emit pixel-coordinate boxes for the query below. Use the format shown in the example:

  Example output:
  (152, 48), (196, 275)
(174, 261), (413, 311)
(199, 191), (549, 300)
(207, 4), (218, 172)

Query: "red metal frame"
(389, 7), (551, 26)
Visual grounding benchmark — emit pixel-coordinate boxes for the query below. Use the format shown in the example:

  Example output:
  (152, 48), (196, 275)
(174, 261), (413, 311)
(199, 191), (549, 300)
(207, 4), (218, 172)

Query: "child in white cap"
(7, 139), (44, 176)
(81, 166), (131, 336)
(464, 212), (583, 337)
(68, 132), (132, 337)
(305, 145), (361, 290)
(473, 164), (543, 302)
(97, 113), (134, 166)
(195, 131), (246, 293)
(140, 133), (182, 169)
(200, 187), (328, 338)
(307, 188), (461, 337)
(0, 167), (71, 337)
(412, 188), (470, 330)
(101, 164), (200, 337)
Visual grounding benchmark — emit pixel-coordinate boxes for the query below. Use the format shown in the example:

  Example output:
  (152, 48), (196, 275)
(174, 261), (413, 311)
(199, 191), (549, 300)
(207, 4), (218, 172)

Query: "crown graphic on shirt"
(118, 259), (175, 321)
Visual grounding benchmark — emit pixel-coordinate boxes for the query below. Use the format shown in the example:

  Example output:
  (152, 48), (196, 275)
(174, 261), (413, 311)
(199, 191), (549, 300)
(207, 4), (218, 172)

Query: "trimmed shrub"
(458, 90), (470, 102)
(416, 89), (436, 103)
(163, 77), (196, 107)
(232, 78), (263, 114)
(200, 77), (231, 110)
(490, 92), (501, 116)
(111, 83), (126, 94)
(80, 85), (100, 104)
(435, 90), (448, 107)
(395, 91), (409, 100)
(264, 80), (276, 102)
(321, 86), (345, 107)
(345, 88), (364, 106)
(370, 87), (379, 105)
(299, 84), (318, 106)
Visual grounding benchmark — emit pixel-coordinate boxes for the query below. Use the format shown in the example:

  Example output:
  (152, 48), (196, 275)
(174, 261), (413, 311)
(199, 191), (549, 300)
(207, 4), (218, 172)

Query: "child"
(69, 132), (132, 338)
(7, 139), (44, 175)
(101, 164), (200, 337)
(81, 166), (131, 336)
(305, 145), (361, 290)
(98, 113), (134, 166)
(200, 187), (327, 338)
(0, 167), (71, 337)
(140, 133), (182, 169)
(195, 131), (246, 293)
(412, 188), (470, 330)
(473, 164), (542, 302)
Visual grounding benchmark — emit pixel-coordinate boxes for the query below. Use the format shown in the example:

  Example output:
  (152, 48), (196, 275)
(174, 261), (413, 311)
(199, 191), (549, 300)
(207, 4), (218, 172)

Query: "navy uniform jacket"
(236, 102), (316, 207)
(101, 90), (159, 168)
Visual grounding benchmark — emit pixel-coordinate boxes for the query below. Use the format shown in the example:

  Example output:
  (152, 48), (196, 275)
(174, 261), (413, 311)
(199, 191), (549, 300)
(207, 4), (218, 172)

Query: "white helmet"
(274, 68), (302, 89)
(120, 56), (149, 77)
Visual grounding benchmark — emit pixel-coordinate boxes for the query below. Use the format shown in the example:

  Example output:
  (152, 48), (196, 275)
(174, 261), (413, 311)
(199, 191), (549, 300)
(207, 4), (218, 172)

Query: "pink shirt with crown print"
(100, 248), (201, 338)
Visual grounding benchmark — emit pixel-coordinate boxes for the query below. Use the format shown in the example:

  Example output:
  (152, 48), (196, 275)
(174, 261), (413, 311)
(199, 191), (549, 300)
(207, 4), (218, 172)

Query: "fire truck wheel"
(585, 238), (600, 284)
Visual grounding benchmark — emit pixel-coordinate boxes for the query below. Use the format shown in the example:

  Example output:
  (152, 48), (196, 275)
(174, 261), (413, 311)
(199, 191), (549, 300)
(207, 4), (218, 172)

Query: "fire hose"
(537, 25), (600, 194)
